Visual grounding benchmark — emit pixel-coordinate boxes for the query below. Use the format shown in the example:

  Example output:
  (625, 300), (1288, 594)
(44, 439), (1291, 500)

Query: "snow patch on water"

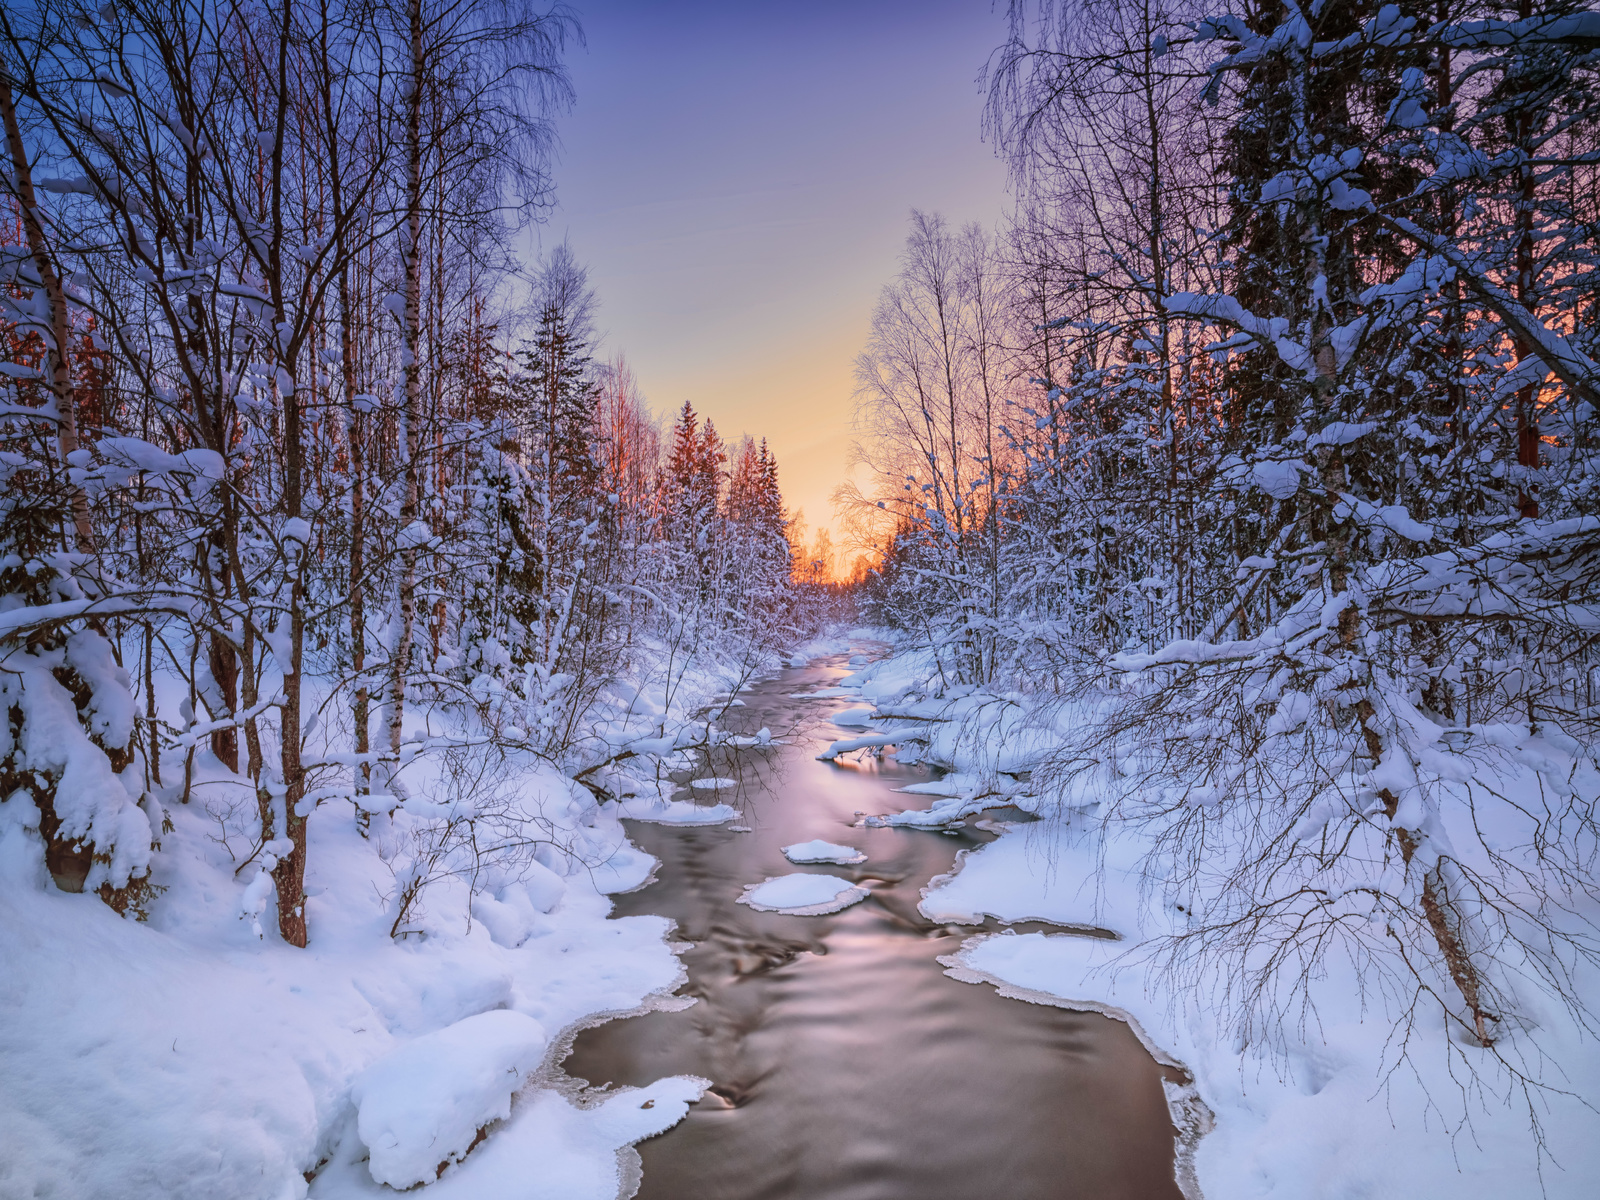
(737, 873), (868, 915)
(782, 839), (868, 865)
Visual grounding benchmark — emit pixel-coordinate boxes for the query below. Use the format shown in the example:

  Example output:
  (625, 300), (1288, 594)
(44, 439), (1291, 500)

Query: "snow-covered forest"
(0, 1), (847, 1193)
(0, 0), (844, 938)
(837, 0), (1600, 1192)
(6, 0), (1600, 1197)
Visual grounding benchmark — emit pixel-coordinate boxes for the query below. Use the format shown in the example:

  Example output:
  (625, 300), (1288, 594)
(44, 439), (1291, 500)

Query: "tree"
(845, 0), (1600, 1129)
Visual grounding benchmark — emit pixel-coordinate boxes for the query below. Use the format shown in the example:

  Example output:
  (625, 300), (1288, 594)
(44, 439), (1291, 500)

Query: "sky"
(538, 0), (1014, 565)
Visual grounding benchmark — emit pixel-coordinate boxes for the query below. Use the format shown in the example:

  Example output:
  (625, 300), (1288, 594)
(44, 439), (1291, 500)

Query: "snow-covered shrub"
(0, 478), (153, 910)
(0, 635), (153, 901)
(381, 745), (597, 939)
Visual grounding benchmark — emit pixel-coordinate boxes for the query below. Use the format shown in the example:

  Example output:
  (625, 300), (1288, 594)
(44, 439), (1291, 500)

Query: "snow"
(920, 819), (1134, 930)
(1248, 458), (1303, 499)
(309, 1077), (710, 1200)
(783, 633), (853, 667)
(817, 728), (921, 761)
(350, 1009), (548, 1188)
(97, 436), (225, 485)
(869, 636), (1600, 1200)
(688, 776), (735, 790)
(1, 635), (152, 891)
(830, 706), (876, 727)
(614, 794), (738, 825)
(0, 743), (702, 1200)
(737, 872), (869, 915)
(782, 839), (868, 865)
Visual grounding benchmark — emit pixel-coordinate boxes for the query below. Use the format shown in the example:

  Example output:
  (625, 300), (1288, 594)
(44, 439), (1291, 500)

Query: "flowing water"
(564, 653), (1185, 1200)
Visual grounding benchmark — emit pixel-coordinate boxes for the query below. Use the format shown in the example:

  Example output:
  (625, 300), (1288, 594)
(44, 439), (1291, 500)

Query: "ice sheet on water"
(782, 839), (868, 865)
(831, 707), (875, 727)
(737, 872), (868, 914)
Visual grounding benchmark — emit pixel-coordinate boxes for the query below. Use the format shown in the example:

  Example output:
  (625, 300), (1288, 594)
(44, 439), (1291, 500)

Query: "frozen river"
(563, 652), (1184, 1200)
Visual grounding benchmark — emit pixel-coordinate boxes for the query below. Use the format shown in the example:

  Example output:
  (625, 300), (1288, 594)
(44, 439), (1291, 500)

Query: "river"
(564, 651), (1185, 1200)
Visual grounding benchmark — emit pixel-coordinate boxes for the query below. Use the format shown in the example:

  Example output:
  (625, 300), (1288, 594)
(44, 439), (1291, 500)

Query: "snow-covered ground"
(18, 621), (1587, 1200)
(805, 643), (1600, 1200)
(0, 754), (709, 1200)
(0, 638), (783, 1200)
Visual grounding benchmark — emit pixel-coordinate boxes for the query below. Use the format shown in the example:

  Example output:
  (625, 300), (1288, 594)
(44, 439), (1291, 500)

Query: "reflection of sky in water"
(564, 651), (1183, 1199)
(538, 1), (1012, 552)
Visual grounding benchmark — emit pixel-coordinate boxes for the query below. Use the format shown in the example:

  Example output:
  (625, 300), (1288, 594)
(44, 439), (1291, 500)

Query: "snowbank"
(871, 637), (1600, 1200)
(831, 707), (875, 727)
(309, 1076), (709, 1200)
(0, 748), (700, 1200)
(920, 818), (1136, 931)
(351, 1010), (548, 1188)
(784, 631), (853, 667)
(615, 794), (738, 825)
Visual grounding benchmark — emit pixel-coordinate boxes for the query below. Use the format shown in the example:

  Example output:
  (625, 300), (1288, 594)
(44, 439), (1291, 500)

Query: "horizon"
(541, 0), (1013, 574)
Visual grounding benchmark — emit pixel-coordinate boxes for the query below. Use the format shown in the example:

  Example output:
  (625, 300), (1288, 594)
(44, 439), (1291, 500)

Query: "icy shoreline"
(0, 758), (713, 1200)
(800, 640), (1600, 1200)
(0, 634), (792, 1200)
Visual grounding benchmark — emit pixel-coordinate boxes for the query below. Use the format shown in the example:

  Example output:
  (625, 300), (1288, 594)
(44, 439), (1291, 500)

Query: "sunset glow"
(7, 0), (1600, 1193)
(546, 0), (1010, 572)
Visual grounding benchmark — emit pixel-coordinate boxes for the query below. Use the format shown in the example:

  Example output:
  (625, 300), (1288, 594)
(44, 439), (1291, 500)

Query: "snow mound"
(782, 839), (868, 865)
(831, 707), (875, 728)
(689, 777), (735, 790)
(738, 873), (868, 914)
(919, 819), (1133, 928)
(350, 1009), (547, 1188)
(313, 1076), (711, 1199)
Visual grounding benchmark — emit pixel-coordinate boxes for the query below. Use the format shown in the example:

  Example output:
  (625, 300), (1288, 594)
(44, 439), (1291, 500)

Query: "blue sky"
(538, 0), (1013, 552)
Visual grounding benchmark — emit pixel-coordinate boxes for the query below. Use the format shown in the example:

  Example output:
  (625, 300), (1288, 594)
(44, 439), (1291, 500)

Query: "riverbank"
(825, 643), (1600, 1200)
(0, 644), (766, 1200)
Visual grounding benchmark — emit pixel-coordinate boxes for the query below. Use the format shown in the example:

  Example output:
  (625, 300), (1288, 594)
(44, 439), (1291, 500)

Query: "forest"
(4, 0), (1600, 1198)
(851, 0), (1600, 1093)
(0, 0), (843, 941)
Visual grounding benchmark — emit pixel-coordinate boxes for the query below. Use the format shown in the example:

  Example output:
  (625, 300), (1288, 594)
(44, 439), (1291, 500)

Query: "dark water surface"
(565, 654), (1184, 1200)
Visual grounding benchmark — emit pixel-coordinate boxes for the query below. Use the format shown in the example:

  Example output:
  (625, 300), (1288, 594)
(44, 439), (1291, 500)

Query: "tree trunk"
(1513, 0), (1540, 520)
(317, 0), (371, 821)
(265, 8), (307, 948)
(1358, 701), (1493, 1043)
(0, 74), (96, 554)
(385, 0), (426, 796)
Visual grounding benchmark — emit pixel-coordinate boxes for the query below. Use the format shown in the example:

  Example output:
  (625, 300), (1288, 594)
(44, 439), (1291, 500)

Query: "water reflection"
(564, 656), (1183, 1200)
